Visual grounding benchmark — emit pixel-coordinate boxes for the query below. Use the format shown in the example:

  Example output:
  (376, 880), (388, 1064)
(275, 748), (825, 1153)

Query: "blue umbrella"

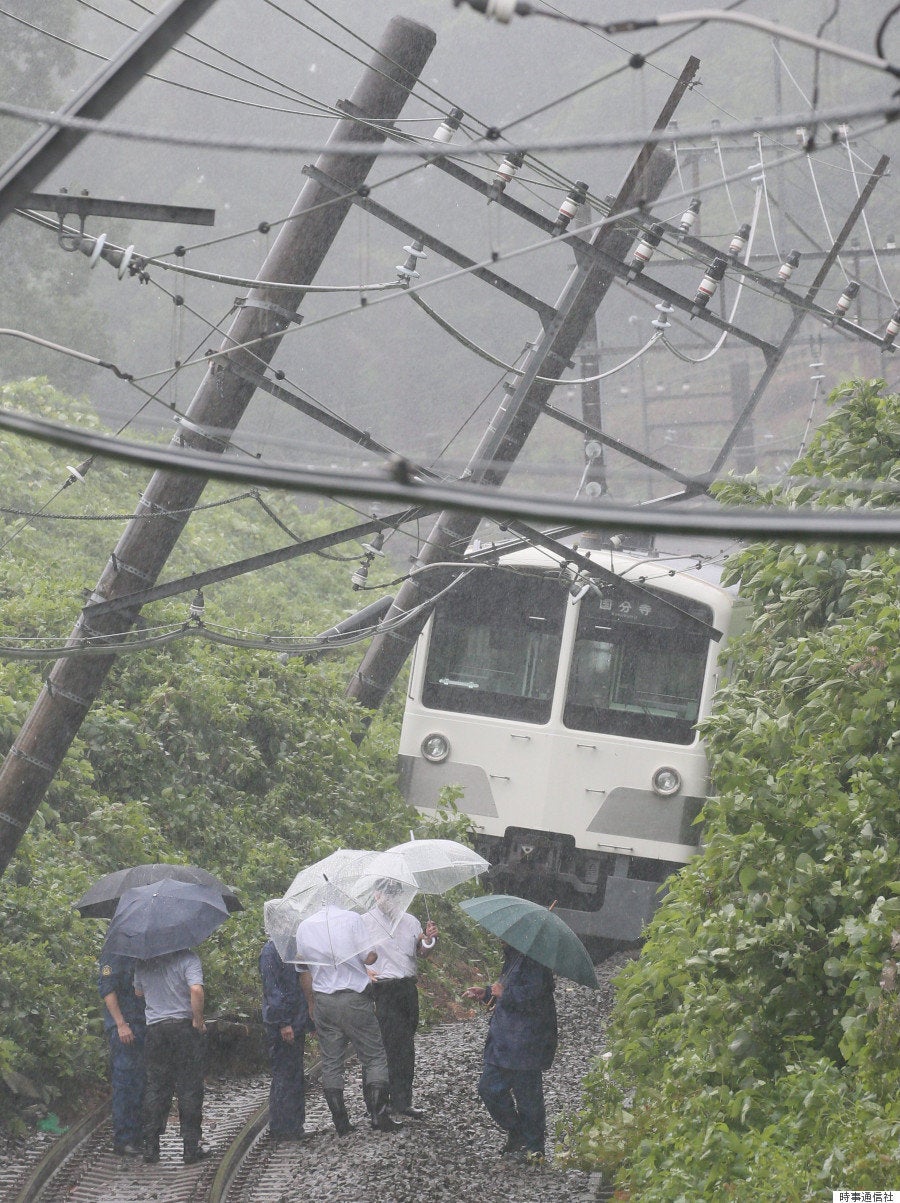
(102, 878), (231, 960)
(460, 895), (598, 988)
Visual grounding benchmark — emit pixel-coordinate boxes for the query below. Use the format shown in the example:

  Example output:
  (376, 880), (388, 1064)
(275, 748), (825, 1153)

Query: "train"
(397, 537), (745, 942)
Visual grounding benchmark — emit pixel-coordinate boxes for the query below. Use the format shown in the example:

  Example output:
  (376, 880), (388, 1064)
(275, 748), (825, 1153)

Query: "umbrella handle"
(420, 936), (436, 951)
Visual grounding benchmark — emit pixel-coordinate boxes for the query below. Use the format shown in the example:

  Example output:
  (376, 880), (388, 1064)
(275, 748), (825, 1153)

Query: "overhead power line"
(0, 95), (895, 158)
(0, 403), (896, 542)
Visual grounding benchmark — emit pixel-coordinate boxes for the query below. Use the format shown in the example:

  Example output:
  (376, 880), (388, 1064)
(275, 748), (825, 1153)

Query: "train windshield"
(422, 569), (565, 723)
(564, 584), (713, 744)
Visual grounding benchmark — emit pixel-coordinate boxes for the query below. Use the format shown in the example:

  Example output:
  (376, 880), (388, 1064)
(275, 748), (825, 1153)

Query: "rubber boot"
(366, 1084), (402, 1133)
(323, 1088), (353, 1136)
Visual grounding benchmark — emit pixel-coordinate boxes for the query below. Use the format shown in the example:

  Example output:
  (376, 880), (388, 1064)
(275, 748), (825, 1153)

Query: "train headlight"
(421, 732), (451, 763)
(651, 766), (682, 797)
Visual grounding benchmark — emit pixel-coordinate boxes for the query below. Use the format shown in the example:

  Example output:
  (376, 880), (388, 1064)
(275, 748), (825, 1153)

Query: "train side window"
(422, 569), (565, 723)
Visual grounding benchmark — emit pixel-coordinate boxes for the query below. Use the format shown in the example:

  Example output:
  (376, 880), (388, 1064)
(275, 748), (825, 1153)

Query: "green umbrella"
(460, 895), (598, 989)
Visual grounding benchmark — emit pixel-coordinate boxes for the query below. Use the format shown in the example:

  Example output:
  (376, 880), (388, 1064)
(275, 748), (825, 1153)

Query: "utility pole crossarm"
(303, 164), (557, 324)
(0, 0), (219, 227)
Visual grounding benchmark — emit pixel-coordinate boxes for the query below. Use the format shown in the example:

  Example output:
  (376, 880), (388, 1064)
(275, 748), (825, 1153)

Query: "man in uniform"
(465, 943), (558, 1164)
(98, 952), (146, 1156)
(259, 938), (313, 1141)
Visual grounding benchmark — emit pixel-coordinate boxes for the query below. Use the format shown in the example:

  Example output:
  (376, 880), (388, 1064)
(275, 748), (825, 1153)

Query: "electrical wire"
(754, 133), (781, 263)
(408, 290), (663, 382)
(843, 131), (898, 307)
(506, 6), (900, 80)
(127, 131), (885, 386)
(1, 403), (898, 542)
(0, 94), (895, 159)
(0, 491), (261, 523)
(1, 5), (337, 119)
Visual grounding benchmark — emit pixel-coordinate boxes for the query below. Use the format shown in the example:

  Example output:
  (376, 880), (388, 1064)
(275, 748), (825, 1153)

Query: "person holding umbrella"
(364, 880), (438, 1119)
(460, 894), (598, 1165)
(101, 878), (232, 1166)
(294, 903), (401, 1136)
(134, 947), (208, 1165)
(464, 943), (558, 1164)
(77, 863), (238, 1159)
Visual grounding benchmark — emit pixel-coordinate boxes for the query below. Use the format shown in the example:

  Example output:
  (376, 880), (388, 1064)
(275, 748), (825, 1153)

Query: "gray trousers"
(313, 989), (389, 1090)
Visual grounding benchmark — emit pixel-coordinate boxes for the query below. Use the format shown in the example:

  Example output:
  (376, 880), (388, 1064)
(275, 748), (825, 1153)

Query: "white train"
(398, 541), (743, 941)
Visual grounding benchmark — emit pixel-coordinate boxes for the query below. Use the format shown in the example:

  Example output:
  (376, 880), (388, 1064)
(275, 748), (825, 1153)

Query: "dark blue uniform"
(259, 940), (313, 1140)
(477, 949), (557, 1157)
(98, 953), (146, 1152)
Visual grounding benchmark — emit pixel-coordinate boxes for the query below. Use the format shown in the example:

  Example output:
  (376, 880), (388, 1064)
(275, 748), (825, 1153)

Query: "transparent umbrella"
(385, 838), (490, 895)
(264, 849), (418, 965)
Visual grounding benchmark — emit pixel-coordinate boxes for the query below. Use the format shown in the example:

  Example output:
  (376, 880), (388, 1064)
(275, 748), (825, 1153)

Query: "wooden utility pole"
(346, 59), (699, 713)
(0, 16), (436, 877)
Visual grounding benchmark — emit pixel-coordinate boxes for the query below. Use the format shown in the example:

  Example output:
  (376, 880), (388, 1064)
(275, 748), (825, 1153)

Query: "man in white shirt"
(365, 887), (438, 1119)
(295, 904), (400, 1135)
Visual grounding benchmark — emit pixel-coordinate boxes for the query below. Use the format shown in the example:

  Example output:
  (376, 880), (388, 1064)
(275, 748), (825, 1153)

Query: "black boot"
(323, 1088), (353, 1136)
(366, 1084), (402, 1133)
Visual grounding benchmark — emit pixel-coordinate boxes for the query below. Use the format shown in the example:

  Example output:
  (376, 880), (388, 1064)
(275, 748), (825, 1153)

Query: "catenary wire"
(125, 131), (892, 386)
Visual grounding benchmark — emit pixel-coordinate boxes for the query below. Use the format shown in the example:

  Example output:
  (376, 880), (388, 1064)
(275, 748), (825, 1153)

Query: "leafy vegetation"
(557, 379), (900, 1199)
(0, 379), (494, 1127)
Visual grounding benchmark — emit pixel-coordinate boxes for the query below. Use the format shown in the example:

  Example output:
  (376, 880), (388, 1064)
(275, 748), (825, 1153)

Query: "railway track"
(4, 977), (618, 1203)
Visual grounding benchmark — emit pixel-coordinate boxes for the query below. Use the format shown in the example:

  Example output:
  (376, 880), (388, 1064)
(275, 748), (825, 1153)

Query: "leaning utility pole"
(0, 16), (436, 877)
(346, 59), (699, 712)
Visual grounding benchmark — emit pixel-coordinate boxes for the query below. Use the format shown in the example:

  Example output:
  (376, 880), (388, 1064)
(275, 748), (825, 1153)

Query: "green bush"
(557, 380), (900, 1199)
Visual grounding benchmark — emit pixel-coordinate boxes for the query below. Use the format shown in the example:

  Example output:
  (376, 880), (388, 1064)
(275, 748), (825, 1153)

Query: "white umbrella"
(385, 838), (490, 895)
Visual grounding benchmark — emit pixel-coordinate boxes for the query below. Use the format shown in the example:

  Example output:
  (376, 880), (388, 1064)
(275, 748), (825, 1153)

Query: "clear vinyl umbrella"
(264, 849), (418, 965)
(385, 838), (490, 895)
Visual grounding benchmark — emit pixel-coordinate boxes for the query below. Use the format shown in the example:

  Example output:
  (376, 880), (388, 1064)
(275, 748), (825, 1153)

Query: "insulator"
(65, 461), (90, 485)
(552, 181), (588, 236)
(117, 244), (135, 280)
(626, 222), (664, 280)
(882, 306), (900, 350)
(88, 233), (107, 268)
(691, 256), (728, 316)
(489, 150), (525, 200)
(432, 106), (464, 145)
(777, 249), (801, 286)
(351, 561), (370, 590)
(728, 222), (752, 260)
(396, 240), (427, 286)
(678, 198), (700, 238)
(651, 301), (674, 331)
(189, 590), (205, 620)
(796, 126), (809, 145)
(830, 280), (859, 324)
(361, 531), (386, 557)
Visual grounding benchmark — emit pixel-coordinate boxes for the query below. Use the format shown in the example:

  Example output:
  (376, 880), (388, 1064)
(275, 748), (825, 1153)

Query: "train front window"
(564, 584), (714, 744)
(422, 569), (565, 723)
